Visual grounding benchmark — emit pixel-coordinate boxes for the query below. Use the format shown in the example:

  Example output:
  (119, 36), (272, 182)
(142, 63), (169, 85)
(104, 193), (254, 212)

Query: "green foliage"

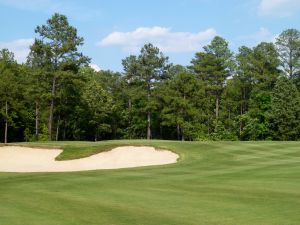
(209, 120), (238, 140)
(23, 128), (31, 142)
(1, 21), (300, 141)
(276, 29), (300, 79)
(191, 36), (234, 130)
(39, 124), (50, 141)
(28, 13), (90, 140)
(233, 42), (281, 140)
(157, 65), (206, 140)
(269, 77), (300, 140)
(252, 42), (280, 87)
(122, 43), (170, 139)
(241, 114), (270, 140)
(0, 49), (25, 142)
(82, 77), (113, 140)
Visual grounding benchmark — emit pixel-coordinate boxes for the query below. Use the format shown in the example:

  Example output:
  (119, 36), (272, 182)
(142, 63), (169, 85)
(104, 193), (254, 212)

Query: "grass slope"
(0, 140), (300, 225)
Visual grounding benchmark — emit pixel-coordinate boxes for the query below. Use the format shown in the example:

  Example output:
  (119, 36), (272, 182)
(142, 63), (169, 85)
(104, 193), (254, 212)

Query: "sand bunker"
(0, 146), (178, 172)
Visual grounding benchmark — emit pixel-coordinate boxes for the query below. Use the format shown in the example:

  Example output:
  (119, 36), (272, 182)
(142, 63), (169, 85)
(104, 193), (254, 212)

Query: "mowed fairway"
(0, 140), (300, 225)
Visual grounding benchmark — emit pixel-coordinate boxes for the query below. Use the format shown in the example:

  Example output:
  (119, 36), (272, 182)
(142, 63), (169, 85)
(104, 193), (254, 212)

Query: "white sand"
(0, 146), (178, 172)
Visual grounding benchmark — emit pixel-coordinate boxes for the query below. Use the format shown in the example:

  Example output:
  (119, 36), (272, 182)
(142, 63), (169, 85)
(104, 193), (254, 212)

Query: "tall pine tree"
(270, 77), (300, 140)
(32, 13), (90, 140)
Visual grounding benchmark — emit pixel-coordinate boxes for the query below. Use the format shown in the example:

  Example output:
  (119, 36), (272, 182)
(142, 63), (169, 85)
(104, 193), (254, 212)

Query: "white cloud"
(90, 63), (101, 72)
(0, 38), (34, 63)
(258, 0), (300, 17)
(97, 26), (217, 54)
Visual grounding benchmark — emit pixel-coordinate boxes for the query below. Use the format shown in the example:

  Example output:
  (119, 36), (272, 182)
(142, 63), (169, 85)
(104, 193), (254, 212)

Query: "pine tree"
(270, 77), (300, 140)
(0, 49), (22, 143)
(32, 13), (90, 140)
(191, 36), (233, 128)
(158, 65), (205, 140)
(122, 43), (170, 139)
(276, 29), (300, 79)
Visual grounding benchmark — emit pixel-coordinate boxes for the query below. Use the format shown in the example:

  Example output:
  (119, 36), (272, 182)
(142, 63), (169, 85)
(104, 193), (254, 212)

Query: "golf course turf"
(0, 140), (300, 225)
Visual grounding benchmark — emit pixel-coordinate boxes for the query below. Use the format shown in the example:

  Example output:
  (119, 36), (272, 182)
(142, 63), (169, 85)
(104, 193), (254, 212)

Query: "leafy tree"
(234, 46), (254, 137)
(242, 42), (280, 140)
(97, 70), (124, 139)
(269, 77), (300, 140)
(251, 42), (280, 87)
(3, 27), (300, 142)
(0, 49), (22, 143)
(191, 36), (233, 124)
(32, 13), (90, 140)
(82, 77), (113, 141)
(203, 36), (235, 72)
(27, 39), (53, 140)
(157, 65), (205, 140)
(122, 43), (170, 139)
(122, 55), (147, 138)
(276, 29), (300, 79)
(219, 76), (242, 139)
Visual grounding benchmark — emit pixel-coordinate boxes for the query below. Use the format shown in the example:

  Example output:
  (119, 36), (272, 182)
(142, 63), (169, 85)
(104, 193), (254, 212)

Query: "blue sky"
(0, 0), (300, 72)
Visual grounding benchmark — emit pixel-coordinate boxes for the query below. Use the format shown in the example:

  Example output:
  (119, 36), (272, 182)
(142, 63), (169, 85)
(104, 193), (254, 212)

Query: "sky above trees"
(0, 0), (300, 71)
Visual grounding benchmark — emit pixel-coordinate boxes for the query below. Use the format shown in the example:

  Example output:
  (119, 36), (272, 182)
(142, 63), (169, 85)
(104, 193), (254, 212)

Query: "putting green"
(0, 140), (300, 225)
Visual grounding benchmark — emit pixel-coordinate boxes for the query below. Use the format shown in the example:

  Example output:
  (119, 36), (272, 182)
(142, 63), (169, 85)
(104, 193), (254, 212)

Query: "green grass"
(1, 140), (300, 225)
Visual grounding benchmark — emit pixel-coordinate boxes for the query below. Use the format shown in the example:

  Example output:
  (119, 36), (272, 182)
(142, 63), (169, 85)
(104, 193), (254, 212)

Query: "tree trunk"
(239, 87), (246, 138)
(112, 118), (117, 139)
(48, 76), (56, 140)
(63, 121), (66, 140)
(177, 123), (180, 141)
(128, 98), (132, 139)
(35, 100), (39, 139)
(147, 111), (151, 140)
(147, 84), (151, 140)
(215, 95), (219, 120)
(239, 104), (243, 138)
(94, 131), (98, 142)
(55, 118), (60, 141)
(181, 127), (185, 141)
(181, 93), (187, 141)
(289, 49), (293, 77)
(207, 118), (210, 135)
(160, 125), (163, 139)
(4, 101), (8, 144)
(55, 126), (59, 141)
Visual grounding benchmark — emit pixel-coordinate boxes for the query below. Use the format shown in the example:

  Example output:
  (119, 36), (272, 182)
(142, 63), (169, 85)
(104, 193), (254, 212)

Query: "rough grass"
(0, 140), (300, 225)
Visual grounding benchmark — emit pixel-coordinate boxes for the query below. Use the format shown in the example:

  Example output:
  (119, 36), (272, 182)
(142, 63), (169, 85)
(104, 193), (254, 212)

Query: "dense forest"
(1, 13), (300, 142)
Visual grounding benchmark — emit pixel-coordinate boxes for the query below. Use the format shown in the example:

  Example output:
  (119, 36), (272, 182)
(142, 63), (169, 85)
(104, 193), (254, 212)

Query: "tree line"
(1, 13), (300, 142)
